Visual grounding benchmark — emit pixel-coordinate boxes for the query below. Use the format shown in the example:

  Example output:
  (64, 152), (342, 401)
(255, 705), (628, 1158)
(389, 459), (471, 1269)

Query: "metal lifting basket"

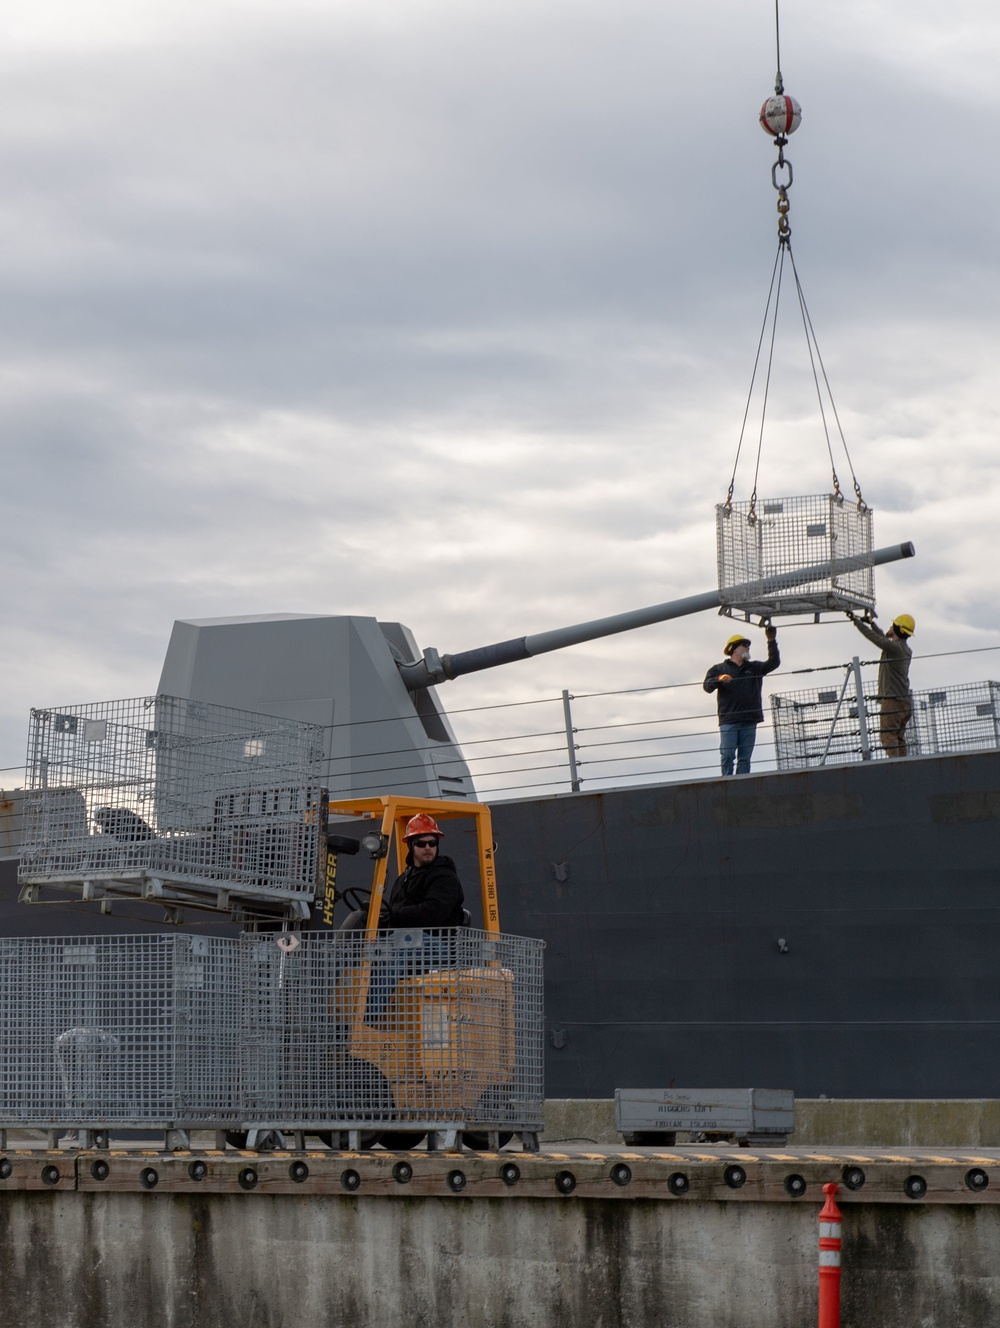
(0, 929), (545, 1142)
(716, 493), (875, 621)
(0, 934), (243, 1133)
(18, 694), (326, 917)
(237, 928), (544, 1141)
(771, 679), (1000, 770)
(719, 58), (879, 624)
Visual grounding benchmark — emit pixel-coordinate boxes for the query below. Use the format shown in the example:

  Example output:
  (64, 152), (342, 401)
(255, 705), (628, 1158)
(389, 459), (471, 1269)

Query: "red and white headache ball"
(759, 94), (802, 136)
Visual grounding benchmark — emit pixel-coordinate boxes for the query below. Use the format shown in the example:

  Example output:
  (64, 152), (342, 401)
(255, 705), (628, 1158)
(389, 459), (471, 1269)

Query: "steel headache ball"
(759, 94), (802, 136)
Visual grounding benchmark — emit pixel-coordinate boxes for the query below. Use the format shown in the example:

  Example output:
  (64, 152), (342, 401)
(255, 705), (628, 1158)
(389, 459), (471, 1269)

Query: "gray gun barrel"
(398, 540), (916, 690)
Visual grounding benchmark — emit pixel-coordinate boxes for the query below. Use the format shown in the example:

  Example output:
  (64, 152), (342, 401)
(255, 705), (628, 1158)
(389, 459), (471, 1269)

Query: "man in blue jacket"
(704, 628), (780, 776)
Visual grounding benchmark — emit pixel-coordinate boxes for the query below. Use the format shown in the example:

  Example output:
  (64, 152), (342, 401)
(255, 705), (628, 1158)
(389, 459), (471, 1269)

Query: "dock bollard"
(818, 1182), (842, 1328)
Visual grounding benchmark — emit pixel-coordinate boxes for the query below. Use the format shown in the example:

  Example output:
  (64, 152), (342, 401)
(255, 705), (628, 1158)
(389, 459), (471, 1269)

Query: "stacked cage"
(19, 695), (325, 913)
(910, 682), (1000, 757)
(0, 929), (544, 1136)
(0, 935), (243, 1131)
(239, 929), (544, 1138)
(770, 684), (870, 769)
(717, 494), (875, 619)
(771, 680), (1000, 769)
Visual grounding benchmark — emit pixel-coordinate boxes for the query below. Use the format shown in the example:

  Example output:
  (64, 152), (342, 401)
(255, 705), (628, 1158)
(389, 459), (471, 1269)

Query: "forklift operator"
(381, 814), (465, 928)
(365, 813), (465, 1021)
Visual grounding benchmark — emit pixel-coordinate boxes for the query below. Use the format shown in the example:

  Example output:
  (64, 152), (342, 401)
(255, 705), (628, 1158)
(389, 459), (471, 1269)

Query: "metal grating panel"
(239, 928), (544, 1132)
(0, 928), (544, 1135)
(18, 695), (325, 909)
(0, 934), (243, 1128)
(909, 683), (1000, 756)
(717, 494), (875, 618)
(771, 680), (1000, 770)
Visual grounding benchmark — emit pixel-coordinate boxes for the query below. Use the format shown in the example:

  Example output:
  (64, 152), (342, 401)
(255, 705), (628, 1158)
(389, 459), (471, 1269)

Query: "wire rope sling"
(717, 2), (875, 627)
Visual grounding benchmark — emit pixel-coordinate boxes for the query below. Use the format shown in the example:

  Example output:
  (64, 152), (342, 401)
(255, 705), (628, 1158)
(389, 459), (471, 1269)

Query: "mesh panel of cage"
(0, 928), (544, 1135)
(18, 695), (325, 911)
(909, 683), (1000, 757)
(771, 680), (1000, 770)
(771, 683), (870, 769)
(238, 928), (544, 1134)
(717, 495), (875, 618)
(0, 935), (243, 1129)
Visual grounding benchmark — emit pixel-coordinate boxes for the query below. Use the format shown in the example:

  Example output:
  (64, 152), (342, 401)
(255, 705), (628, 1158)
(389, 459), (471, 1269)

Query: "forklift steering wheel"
(340, 887), (372, 912)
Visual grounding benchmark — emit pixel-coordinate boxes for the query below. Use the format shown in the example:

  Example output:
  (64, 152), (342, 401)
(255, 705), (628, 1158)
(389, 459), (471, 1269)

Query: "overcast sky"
(1, 0), (998, 790)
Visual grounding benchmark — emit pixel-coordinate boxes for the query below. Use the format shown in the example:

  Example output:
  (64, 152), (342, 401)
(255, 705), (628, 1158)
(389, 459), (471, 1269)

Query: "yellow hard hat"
(724, 634), (751, 656)
(892, 614), (915, 637)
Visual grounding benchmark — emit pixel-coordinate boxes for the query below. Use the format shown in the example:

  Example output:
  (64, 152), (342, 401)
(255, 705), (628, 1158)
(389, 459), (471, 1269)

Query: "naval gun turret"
(158, 542), (914, 801)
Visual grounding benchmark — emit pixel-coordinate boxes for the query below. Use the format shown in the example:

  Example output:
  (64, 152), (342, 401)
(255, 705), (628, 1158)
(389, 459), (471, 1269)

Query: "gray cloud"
(0, 0), (997, 781)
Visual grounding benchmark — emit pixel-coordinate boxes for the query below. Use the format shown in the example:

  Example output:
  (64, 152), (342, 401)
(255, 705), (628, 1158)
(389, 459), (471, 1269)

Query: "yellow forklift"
(321, 796), (518, 1150)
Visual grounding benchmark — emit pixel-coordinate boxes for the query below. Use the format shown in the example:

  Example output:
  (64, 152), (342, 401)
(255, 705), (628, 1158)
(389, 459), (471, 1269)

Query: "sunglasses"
(411, 838), (439, 849)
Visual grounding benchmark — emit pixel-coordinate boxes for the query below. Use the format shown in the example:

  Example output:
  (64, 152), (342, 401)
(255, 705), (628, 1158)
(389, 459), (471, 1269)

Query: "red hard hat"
(403, 813), (443, 840)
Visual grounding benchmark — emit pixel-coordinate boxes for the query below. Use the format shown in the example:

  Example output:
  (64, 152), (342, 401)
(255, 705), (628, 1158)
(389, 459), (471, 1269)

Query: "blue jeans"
(720, 722), (757, 776)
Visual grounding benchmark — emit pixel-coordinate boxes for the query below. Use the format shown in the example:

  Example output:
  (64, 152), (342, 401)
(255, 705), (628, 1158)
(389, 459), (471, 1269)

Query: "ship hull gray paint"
(489, 751), (1000, 1100)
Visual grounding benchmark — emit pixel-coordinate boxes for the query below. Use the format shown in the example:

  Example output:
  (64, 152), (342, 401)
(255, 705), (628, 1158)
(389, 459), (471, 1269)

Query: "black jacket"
(703, 637), (780, 725)
(385, 853), (465, 928)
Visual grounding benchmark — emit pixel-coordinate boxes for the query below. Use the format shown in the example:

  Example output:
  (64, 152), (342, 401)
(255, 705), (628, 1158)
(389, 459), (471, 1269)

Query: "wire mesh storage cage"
(771, 682), (872, 768)
(771, 680), (1000, 770)
(716, 494), (875, 619)
(0, 928), (544, 1140)
(0, 934), (243, 1130)
(239, 928), (544, 1139)
(18, 695), (325, 914)
(909, 683), (1000, 757)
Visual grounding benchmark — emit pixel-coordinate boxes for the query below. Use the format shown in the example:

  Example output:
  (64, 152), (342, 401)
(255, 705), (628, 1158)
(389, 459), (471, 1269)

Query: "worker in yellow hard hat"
(846, 611), (915, 758)
(703, 626), (780, 775)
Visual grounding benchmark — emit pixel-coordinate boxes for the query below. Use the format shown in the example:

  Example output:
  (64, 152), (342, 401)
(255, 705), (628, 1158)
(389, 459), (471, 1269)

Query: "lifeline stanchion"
(818, 1181), (843, 1328)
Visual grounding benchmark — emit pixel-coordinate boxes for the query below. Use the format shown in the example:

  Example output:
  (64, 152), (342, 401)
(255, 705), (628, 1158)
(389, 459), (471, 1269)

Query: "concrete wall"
(1, 1191), (999, 1328)
(794, 1099), (1000, 1147)
(543, 1098), (1000, 1147)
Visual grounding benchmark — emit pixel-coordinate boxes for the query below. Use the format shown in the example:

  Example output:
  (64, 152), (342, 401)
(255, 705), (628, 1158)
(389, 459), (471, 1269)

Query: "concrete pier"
(2, 1142), (1000, 1327)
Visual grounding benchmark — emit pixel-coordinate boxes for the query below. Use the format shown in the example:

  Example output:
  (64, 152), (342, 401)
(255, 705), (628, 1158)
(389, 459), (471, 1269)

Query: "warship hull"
(492, 749), (1000, 1099)
(1, 749), (996, 1100)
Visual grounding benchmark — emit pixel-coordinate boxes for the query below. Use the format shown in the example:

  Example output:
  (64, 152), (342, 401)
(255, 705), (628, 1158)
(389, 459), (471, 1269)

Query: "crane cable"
(723, 0), (866, 521)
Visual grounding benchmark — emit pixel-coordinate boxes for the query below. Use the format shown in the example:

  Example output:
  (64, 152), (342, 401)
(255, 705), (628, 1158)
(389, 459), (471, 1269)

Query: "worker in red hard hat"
(403, 812), (442, 842)
(364, 812), (466, 1021)
(381, 813), (465, 929)
(846, 611), (915, 758)
(703, 626), (780, 776)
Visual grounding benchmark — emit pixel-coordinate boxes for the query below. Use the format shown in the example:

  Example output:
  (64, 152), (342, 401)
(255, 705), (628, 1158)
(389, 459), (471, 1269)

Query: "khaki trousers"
(880, 696), (912, 758)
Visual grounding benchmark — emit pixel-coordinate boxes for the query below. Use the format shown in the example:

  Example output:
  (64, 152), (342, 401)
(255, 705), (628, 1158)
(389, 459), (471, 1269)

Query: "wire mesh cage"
(0, 934), (243, 1129)
(771, 679), (1000, 770)
(239, 928), (544, 1135)
(19, 695), (325, 912)
(771, 681), (872, 769)
(0, 928), (544, 1137)
(910, 683), (1000, 756)
(717, 494), (875, 619)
